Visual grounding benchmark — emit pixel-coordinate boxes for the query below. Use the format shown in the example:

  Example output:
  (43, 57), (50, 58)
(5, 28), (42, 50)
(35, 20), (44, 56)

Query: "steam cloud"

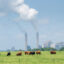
(0, 0), (38, 20)
(0, 0), (38, 31)
(11, 0), (38, 20)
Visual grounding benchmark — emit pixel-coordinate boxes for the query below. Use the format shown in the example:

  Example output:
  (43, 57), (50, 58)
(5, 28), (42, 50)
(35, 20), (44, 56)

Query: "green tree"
(60, 47), (64, 51)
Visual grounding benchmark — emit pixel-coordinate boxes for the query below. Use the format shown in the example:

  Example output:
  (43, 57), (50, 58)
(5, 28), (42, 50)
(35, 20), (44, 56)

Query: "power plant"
(15, 21), (40, 51)
(24, 32), (39, 51)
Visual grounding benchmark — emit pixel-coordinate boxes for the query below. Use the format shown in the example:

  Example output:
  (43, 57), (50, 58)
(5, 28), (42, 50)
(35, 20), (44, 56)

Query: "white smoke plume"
(0, 0), (38, 20)
(11, 0), (38, 20)
(0, 0), (38, 31)
(11, 0), (38, 32)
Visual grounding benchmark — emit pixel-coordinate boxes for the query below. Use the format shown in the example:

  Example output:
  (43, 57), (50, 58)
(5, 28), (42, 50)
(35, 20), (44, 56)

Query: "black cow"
(7, 52), (11, 56)
(30, 52), (35, 55)
(25, 51), (35, 55)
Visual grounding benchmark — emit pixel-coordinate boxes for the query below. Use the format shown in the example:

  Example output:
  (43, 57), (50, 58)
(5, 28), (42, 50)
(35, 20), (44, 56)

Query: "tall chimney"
(25, 32), (28, 51)
(36, 32), (39, 49)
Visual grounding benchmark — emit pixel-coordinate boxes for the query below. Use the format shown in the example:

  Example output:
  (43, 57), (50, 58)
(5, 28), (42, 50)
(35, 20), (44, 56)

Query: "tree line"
(27, 47), (64, 51)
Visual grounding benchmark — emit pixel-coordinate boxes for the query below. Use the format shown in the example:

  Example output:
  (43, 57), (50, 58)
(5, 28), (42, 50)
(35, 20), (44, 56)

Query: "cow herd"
(6, 51), (56, 56)
(7, 51), (41, 56)
(24, 51), (41, 55)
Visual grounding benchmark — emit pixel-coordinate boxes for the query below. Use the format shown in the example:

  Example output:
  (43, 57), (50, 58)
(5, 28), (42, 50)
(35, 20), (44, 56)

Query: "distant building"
(55, 42), (64, 50)
(42, 44), (44, 48)
(27, 45), (31, 50)
(44, 41), (53, 48)
(50, 43), (56, 48)
(39, 45), (42, 49)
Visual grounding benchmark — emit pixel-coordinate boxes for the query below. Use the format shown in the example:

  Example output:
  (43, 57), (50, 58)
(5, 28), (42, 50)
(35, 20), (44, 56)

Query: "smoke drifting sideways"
(29, 19), (40, 49)
(14, 21), (28, 51)
(28, 17), (40, 33)
(15, 22), (26, 33)
(12, 0), (39, 49)
(11, 0), (39, 33)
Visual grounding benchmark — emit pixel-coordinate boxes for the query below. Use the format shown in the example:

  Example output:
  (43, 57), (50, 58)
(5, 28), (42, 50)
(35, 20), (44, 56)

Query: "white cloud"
(14, 4), (38, 20)
(11, 0), (38, 20)
(0, 0), (38, 20)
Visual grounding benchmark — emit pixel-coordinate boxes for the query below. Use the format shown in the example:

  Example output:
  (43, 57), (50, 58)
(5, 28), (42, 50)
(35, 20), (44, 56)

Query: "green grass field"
(0, 51), (64, 64)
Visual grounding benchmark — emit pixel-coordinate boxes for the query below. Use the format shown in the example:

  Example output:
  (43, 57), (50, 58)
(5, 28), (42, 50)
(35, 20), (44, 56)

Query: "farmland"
(0, 51), (64, 64)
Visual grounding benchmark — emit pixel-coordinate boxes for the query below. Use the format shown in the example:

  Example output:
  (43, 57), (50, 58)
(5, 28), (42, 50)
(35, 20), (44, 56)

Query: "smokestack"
(36, 32), (39, 49)
(25, 32), (28, 51)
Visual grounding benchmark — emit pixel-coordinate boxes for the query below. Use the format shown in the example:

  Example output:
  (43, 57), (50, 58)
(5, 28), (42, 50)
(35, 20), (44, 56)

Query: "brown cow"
(16, 52), (22, 56)
(36, 51), (41, 55)
(25, 51), (30, 55)
(50, 51), (56, 54)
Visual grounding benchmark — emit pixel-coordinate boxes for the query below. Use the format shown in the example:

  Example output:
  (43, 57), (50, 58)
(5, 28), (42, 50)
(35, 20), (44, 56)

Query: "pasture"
(0, 51), (64, 64)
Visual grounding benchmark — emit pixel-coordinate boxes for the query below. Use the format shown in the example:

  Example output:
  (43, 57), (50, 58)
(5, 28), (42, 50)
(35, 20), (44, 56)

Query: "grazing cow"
(7, 52), (11, 56)
(16, 52), (22, 56)
(36, 51), (41, 55)
(25, 51), (35, 55)
(25, 51), (30, 55)
(50, 51), (56, 54)
(24, 51), (28, 55)
(30, 51), (35, 55)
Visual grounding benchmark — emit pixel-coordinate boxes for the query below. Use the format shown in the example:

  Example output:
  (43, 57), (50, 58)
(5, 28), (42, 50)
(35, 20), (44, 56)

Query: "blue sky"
(0, 0), (64, 50)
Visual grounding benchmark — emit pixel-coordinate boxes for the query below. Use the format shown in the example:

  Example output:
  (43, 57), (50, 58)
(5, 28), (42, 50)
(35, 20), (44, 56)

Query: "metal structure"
(15, 22), (28, 51)
(15, 21), (39, 51)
